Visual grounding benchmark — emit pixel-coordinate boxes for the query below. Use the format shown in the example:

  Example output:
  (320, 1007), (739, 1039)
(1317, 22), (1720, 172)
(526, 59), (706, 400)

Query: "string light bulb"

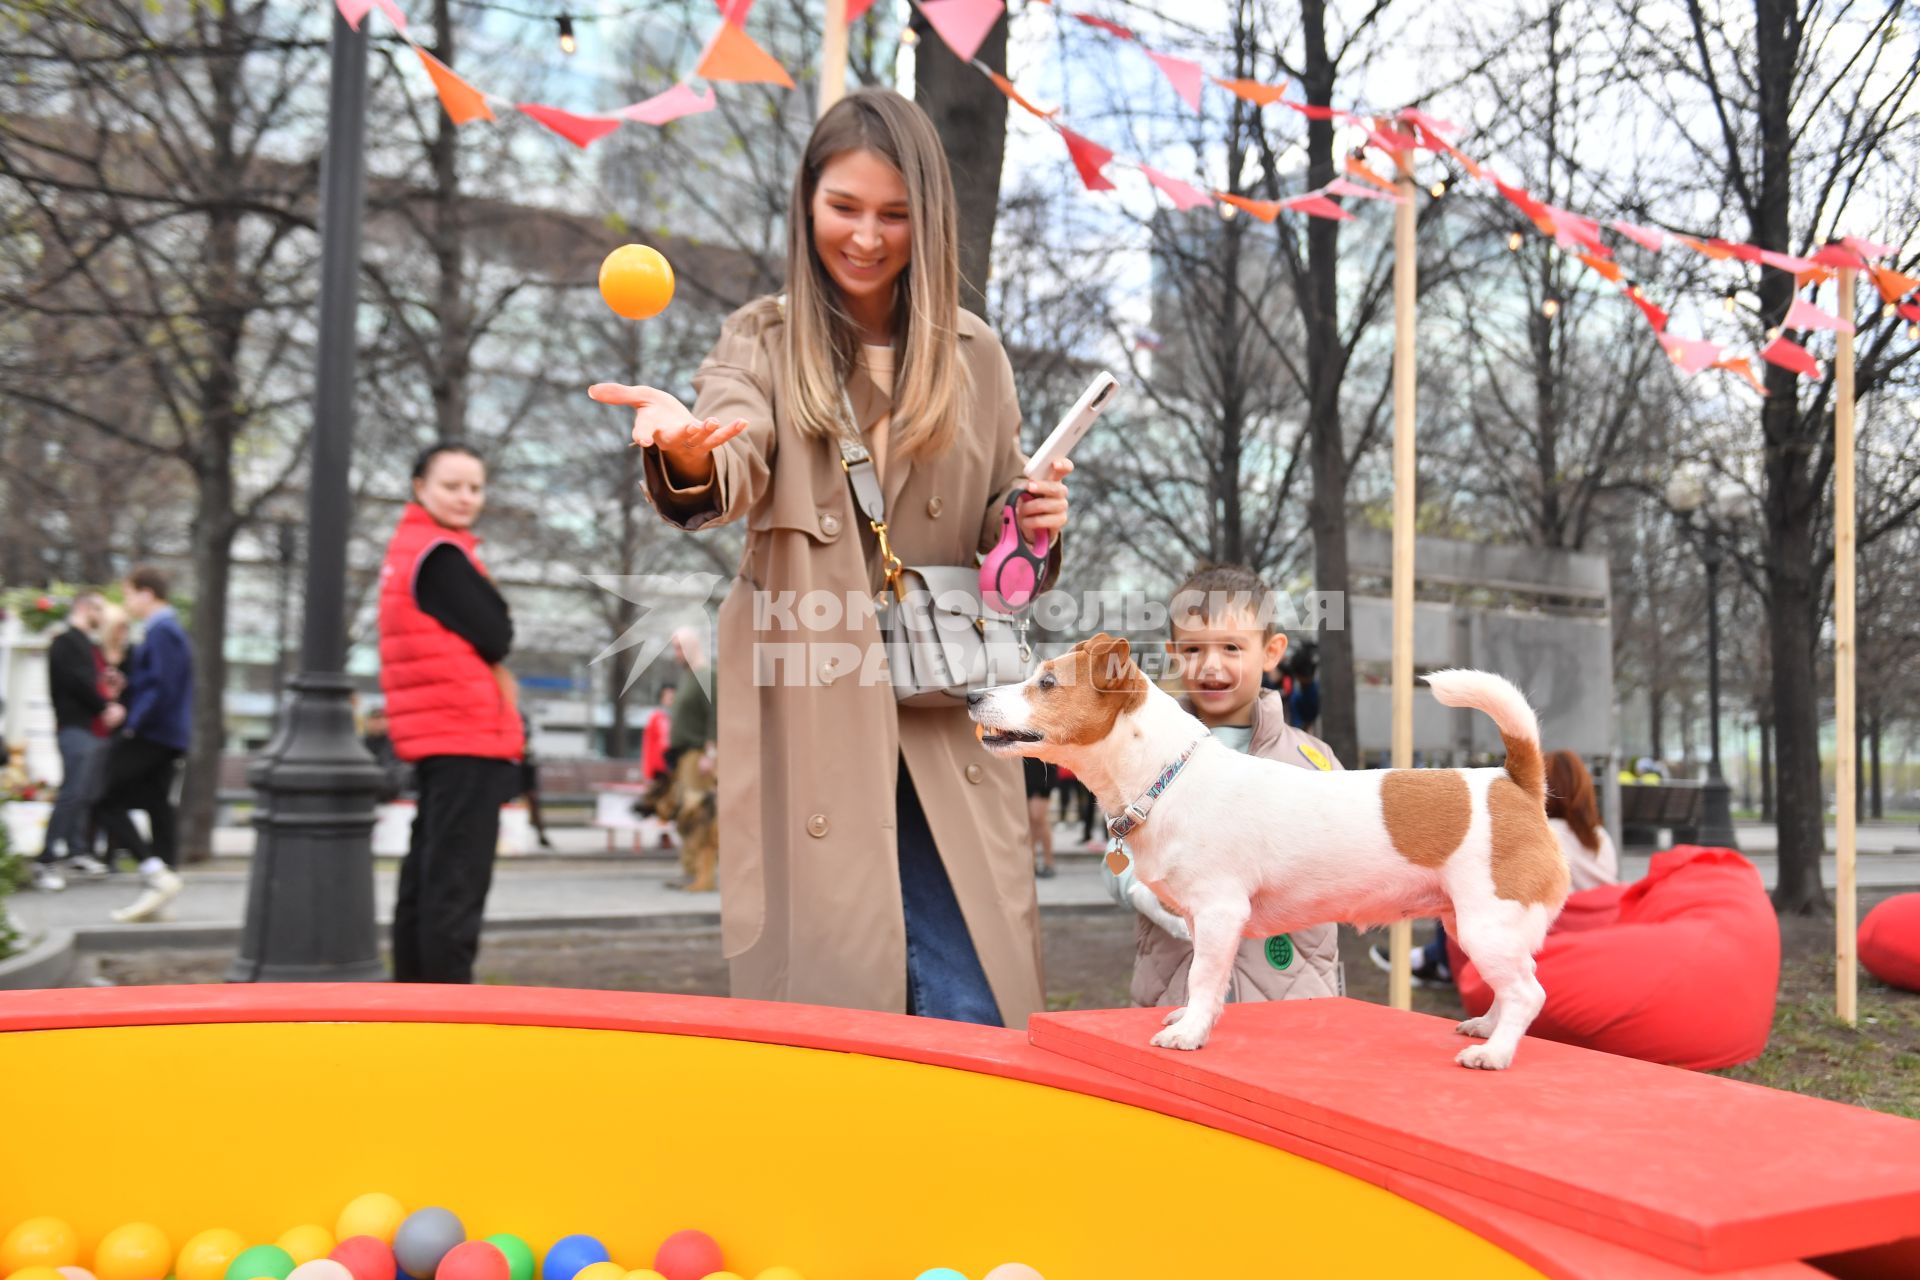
(556, 13), (576, 54)
(1507, 230), (1523, 251)
(900, 24), (919, 44)
(1723, 290), (1737, 314)
(1220, 202), (1238, 221)
(1766, 326), (1781, 341)
(1885, 301), (1898, 319)
(1908, 321), (1919, 340)
(1429, 176), (1449, 198)
(1542, 297), (1561, 319)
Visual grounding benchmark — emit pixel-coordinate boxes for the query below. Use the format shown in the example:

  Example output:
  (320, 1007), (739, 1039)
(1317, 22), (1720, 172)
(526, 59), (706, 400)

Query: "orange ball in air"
(599, 244), (675, 320)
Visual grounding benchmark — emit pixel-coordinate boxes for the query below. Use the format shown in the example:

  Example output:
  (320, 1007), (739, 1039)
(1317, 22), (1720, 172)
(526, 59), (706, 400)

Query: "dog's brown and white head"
(966, 632), (1150, 761)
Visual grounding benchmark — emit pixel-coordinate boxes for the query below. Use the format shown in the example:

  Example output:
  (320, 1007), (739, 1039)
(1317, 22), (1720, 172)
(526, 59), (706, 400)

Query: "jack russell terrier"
(968, 634), (1569, 1070)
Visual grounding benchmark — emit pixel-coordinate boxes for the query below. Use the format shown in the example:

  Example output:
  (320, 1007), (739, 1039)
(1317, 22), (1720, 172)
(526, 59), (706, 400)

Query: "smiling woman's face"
(810, 148), (911, 326)
(413, 451), (487, 530)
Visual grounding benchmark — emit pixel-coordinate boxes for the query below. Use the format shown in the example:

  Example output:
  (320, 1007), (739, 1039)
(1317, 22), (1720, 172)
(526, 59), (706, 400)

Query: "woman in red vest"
(377, 442), (525, 983)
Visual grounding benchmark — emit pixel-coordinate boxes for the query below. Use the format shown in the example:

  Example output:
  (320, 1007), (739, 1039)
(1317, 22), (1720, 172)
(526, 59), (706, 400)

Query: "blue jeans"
(42, 726), (102, 859)
(896, 756), (1003, 1026)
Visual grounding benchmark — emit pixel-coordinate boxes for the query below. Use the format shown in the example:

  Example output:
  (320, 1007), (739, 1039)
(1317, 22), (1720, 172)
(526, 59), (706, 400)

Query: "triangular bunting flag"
(1674, 235), (1733, 261)
(1867, 264), (1918, 303)
(1611, 220), (1665, 253)
(1625, 286), (1669, 333)
(415, 47), (493, 124)
(1783, 297), (1853, 334)
(1711, 356), (1769, 396)
(621, 82), (717, 126)
(1345, 154), (1397, 192)
(847, 0), (878, 21)
(1757, 248), (1816, 273)
(695, 21), (795, 86)
(1659, 333), (1722, 375)
(338, 0), (407, 33)
(1282, 100), (1345, 122)
(1544, 206), (1608, 255)
(1493, 179), (1547, 222)
(1072, 12), (1136, 39)
(1325, 177), (1405, 203)
(517, 103), (621, 148)
(1365, 123), (1417, 152)
(1148, 51), (1205, 112)
(1217, 193), (1280, 222)
(1810, 243), (1864, 269)
(1432, 135), (1485, 179)
(1214, 77), (1288, 106)
(1760, 336), (1821, 379)
(1577, 252), (1621, 282)
(1059, 128), (1115, 191)
(1842, 235), (1896, 259)
(714, 0), (754, 20)
(987, 71), (1054, 118)
(919, 0), (1005, 62)
(1283, 193), (1356, 221)
(1140, 166), (1213, 211)
(1900, 301), (1920, 322)
(1795, 266), (1834, 288)
(1399, 107), (1459, 136)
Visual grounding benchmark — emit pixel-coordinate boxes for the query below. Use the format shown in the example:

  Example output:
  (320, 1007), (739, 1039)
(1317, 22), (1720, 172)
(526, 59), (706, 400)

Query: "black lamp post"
(1666, 475), (1740, 851)
(229, 7), (383, 982)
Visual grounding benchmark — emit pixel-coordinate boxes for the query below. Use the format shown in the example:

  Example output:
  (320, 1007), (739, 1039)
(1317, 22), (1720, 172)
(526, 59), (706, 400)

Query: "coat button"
(819, 512), (841, 537)
(926, 496), (945, 518)
(817, 660), (837, 684)
(807, 813), (829, 837)
(965, 763), (984, 784)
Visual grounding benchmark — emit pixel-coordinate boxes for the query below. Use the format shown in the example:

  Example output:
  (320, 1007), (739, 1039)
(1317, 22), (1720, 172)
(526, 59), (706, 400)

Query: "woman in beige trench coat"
(590, 89), (1071, 1026)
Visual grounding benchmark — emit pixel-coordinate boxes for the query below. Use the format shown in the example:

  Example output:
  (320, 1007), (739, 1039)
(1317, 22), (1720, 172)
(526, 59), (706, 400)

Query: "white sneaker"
(111, 868), (183, 924)
(63, 854), (110, 878)
(32, 863), (67, 892)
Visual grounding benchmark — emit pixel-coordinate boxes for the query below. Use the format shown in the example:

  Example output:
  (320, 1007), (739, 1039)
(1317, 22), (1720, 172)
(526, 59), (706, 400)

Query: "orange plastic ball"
(2, 1220), (80, 1274)
(598, 244), (675, 320)
(93, 1225), (173, 1280)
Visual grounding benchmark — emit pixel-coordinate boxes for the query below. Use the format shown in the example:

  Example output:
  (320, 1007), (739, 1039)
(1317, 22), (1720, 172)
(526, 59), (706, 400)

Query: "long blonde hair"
(784, 87), (966, 458)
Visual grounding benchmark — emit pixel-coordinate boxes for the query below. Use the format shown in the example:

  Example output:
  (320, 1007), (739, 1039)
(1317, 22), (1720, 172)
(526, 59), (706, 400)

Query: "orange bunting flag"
(1712, 356), (1769, 397)
(1214, 77), (1288, 106)
(1140, 166), (1213, 211)
(1345, 154), (1397, 192)
(1577, 253), (1621, 282)
(694, 20), (795, 87)
(987, 71), (1055, 118)
(1795, 266), (1834, 289)
(516, 103), (621, 148)
(1674, 234), (1734, 261)
(1217, 193), (1281, 222)
(1760, 336), (1821, 379)
(415, 47), (493, 124)
(1868, 264), (1919, 304)
(1283, 193), (1355, 221)
(1059, 128), (1115, 191)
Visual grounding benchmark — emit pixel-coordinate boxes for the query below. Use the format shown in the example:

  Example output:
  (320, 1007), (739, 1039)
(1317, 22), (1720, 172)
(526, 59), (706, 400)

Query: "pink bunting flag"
(337, 0), (408, 32)
(1783, 297), (1853, 334)
(1282, 193), (1356, 222)
(1139, 166), (1213, 211)
(919, 0), (1005, 62)
(1544, 205), (1608, 255)
(1325, 177), (1405, 204)
(1059, 128), (1115, 191)
(1756, 248), (1816, 273)
(1659, 333), (1722, 375)
(1365, 124), (1417, 152)
(1761, 336), (1822, 379)
(1147, 51), (1205, 112)
(1072, 12), (1137, 40)
(620, 83), (717, 126)
(516, 103), (621, 149)
(1842, 235), (1896, 260)
(1399, 107), (1459, 136)
(1611, 220), (1665, 253)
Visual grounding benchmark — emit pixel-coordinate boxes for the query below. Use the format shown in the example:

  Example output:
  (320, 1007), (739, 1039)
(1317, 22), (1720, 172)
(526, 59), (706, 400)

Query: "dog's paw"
(1150, 1018), (1213, 1052)
(1161, 1006), (1186, 1026)
(1455, 1015), (1495, 1039)
(1455, 1042), (1514, 1071)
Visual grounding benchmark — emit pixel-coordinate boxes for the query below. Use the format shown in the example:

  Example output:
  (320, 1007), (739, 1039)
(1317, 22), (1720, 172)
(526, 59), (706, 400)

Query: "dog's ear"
(1084, 633), (1138, 693)
(1074, 631), (1113, 653)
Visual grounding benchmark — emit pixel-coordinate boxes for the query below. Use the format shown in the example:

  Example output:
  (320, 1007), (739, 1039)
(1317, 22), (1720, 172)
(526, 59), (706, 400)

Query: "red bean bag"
(1448, 845), (1778, 1071)
(1859, 893), (1920, 993)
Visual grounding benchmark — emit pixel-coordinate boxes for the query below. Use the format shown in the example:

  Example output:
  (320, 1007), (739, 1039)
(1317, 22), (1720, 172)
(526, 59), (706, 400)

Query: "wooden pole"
(1835, 266), (1858, 1027)
(1388, 151), (1418, 1012)
(819, 0), (848, 117)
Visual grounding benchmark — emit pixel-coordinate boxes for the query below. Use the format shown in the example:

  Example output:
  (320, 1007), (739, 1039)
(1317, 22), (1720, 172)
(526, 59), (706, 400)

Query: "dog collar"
(1105, 737), (1206, 843)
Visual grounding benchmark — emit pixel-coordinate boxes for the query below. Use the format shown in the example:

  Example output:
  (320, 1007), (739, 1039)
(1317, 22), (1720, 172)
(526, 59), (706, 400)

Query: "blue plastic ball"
(538, 1239), (608, 1280)
(915, 1271), (969, 1280)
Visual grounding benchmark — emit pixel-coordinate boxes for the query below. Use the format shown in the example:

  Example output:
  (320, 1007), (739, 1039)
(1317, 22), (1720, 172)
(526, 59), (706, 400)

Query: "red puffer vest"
(377, 503), (524, 763)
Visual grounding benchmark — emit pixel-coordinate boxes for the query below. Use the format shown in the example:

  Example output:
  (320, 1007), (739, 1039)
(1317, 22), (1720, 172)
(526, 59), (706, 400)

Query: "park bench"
(1619, 779), (1704, 848)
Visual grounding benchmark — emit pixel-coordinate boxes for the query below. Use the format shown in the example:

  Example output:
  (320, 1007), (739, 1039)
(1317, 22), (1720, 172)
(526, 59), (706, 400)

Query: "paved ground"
(13, 818), (1920, 945)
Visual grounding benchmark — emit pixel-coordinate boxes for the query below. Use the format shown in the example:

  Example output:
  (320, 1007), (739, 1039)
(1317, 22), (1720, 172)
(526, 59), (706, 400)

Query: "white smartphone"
(1025, 371), (1118, 480)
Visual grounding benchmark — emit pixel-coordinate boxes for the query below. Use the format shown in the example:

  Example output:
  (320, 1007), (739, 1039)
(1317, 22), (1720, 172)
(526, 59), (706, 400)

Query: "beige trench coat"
(639, 296), (1061, 1026)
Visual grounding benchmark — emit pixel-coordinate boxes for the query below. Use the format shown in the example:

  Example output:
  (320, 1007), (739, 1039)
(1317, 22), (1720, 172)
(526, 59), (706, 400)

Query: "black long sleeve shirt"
(48, 626), (107, 730)
(413, 542), (513, 664)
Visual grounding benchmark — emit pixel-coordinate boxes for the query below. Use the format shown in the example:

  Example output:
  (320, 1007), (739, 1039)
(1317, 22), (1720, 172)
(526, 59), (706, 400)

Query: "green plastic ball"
(479, 1239), (532, 1280)
(226, 1247), (297, 1280)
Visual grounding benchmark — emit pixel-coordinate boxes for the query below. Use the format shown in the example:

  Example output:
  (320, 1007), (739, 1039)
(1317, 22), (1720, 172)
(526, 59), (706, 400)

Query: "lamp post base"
(1697, 773), (1741, 851)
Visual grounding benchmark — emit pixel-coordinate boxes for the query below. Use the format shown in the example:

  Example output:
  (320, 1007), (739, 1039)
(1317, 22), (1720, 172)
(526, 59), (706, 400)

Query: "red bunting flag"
(1867, 265), (1919, 303)
(1611, 220), (1665, 253)
(919, 0), (1005, 62)
(1217, 193), (1281, 222)
(1365, 122), (1417, 152)
(1428, 133), (1484, 179)
(1283, 100), (1347, 122)
(1214, 77), (1288, 106)
(1712, 356), (1769, 397)
(1783, 297), (1853, 334)
(1283, 193), (1356, 221)
(1140, 166), (1213, 211)
(1900, 302), (1920, 322)
(415, 48), (493, 124)
(1625, 286), (1669, 333)
(1761, 336), (1821, 379)
(694, 20), (795, 86)
(1059, 128), (1115, 191)
(1493, 179), (1547, 222)
(517, 103), (621, 148)
(1660, 333), (1723, 374)
(1148, 51), (1205, 111)
(1399, 107), (1459, 137)
(1072, 11), (1136, 39)
(987, 71), (1054, 118)
(1810, 243), (1865, 269)
(846, 0), (878, 20)
(714, 0), (753, 20)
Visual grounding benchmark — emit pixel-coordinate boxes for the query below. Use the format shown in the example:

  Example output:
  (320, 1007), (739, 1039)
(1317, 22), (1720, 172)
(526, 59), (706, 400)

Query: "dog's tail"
(1424, 669), (1543, 801)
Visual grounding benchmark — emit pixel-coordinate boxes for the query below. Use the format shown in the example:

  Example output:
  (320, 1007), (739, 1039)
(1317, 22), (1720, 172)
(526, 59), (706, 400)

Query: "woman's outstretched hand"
(1019, 457), (1073, 545)
(589, 382), (748, 487)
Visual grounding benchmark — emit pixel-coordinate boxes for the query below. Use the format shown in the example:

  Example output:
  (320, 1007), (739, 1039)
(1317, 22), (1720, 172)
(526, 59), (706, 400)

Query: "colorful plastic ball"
(647, 1232), (722, 1280)
(752, 1270), (805, 1280)
(537, 1238), (606, 1280)
(701, 1274), (745, 1280)
(429, 1244), (504, 1280)
(474, 1239), (527, 1280)
(598, 245), (676, 321)
(337, 1196), (407, 1248)
(11, 1266), (66, 1280)
(3, 1220), (80, 1273)
(914, 1272), (968, 1280)
(176, 1230), (246, 1280)
(277, 1230), (335, 1269)
(287, 1263), (354, 1280)
(390, 1211), (462, 1280)
(327, 1238), (395, 1280)
(58, 1267), (97, 1280)
(225, 1244), (296, 1280)
(984, 1268), (1044, 1280)
(92, 1225), (172, 1280)
(565, 1264), (620, 1280)
(622, 1273), (667, 1280)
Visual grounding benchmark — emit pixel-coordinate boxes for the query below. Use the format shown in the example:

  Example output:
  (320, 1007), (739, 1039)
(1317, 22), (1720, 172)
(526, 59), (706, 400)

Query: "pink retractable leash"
(980, 486), (1050, 613)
